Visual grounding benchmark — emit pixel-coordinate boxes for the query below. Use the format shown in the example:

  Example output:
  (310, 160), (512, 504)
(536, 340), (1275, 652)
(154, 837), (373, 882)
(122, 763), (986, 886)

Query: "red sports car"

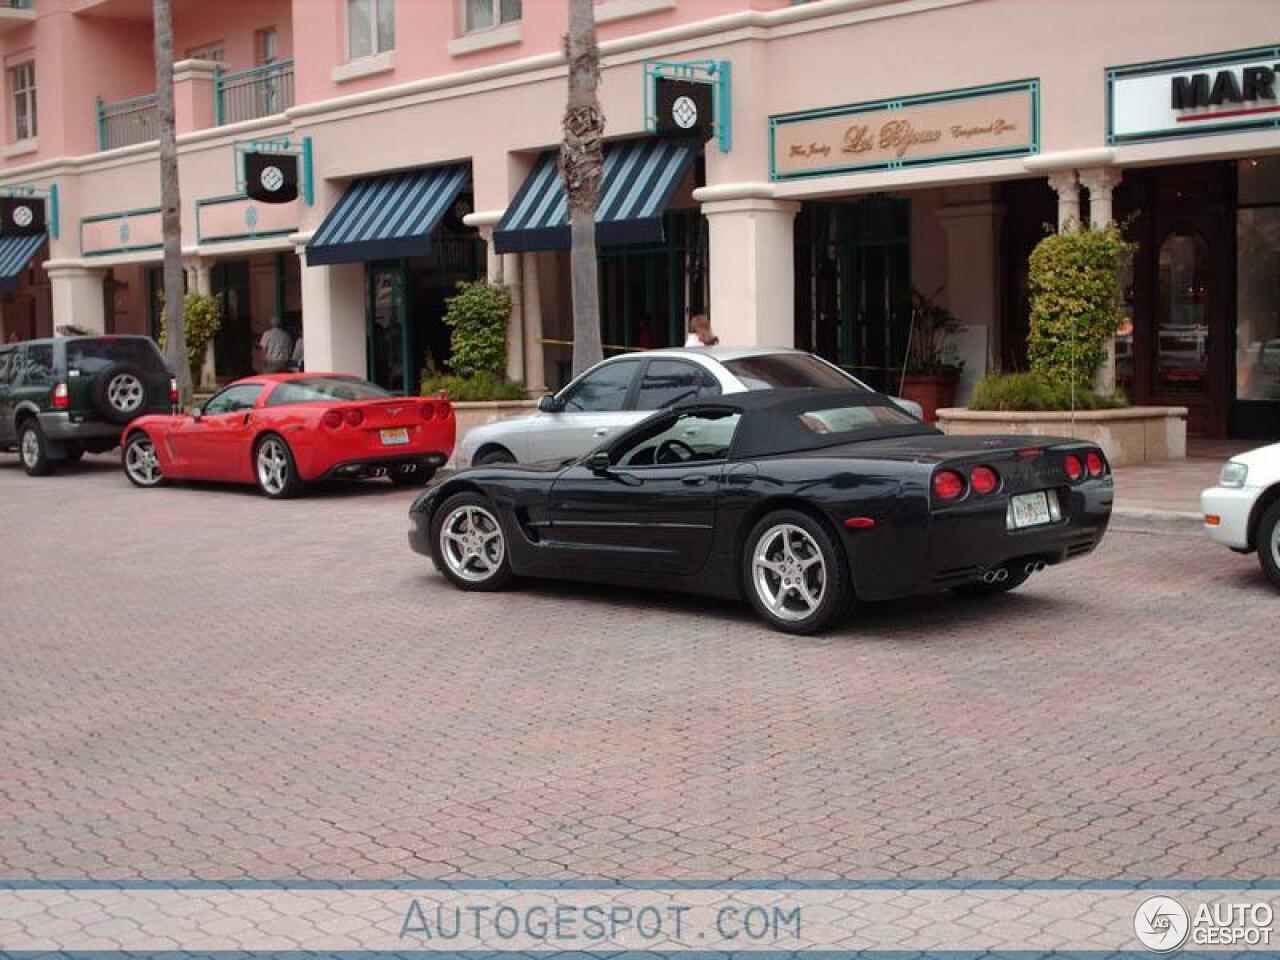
(121, 373), (455, 498)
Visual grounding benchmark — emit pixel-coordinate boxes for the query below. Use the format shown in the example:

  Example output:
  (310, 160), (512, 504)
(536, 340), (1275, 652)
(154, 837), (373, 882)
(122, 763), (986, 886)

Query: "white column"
(935, 202), (1003, 404)
(1045, 170), (1081, 230)
(703, 197), (800, 347)
(503, 249), (524, 385)
(46, 264), (106, 335)
(298, 252), (366, 376)
(521, 251), (546, 394)
(1079, 167), (1125, 395)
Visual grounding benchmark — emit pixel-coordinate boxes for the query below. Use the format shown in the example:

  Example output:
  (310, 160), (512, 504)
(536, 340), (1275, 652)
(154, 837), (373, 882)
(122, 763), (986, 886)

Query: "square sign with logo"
(0, 196), (45, 236)
(655, 77), (714, 143)
(245, 152), (300, 204)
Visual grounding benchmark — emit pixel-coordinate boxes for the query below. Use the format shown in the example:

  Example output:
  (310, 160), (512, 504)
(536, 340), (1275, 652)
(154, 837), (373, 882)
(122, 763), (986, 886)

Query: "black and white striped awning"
(494, 139), (695, 254)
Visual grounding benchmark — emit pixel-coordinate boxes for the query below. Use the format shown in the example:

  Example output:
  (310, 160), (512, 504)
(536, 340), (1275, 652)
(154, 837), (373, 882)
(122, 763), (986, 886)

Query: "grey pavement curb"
(1110, 506), (1202, 536)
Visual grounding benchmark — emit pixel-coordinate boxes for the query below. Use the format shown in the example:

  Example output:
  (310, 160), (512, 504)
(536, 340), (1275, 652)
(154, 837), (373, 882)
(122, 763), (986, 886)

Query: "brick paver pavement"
(1, 455), (1277, 884)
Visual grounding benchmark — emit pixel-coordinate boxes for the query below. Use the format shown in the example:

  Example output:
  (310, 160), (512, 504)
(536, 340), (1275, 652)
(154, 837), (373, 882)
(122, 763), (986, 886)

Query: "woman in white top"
(684, 313), (718, 347)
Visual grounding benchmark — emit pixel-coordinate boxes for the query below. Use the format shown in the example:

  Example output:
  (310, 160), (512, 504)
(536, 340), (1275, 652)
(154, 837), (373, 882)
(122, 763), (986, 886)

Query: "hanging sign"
(0, 196), (46, 236)
(244, 152), (300, 204)
(654, 77), (715, 143)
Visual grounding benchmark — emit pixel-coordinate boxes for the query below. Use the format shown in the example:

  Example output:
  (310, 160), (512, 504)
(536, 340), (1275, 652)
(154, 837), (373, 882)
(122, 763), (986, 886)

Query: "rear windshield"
(66, 338), (166, 375)
(267, 376), (391, 406)
(796, 404), (919, 436)
(722, 354), (866, 391)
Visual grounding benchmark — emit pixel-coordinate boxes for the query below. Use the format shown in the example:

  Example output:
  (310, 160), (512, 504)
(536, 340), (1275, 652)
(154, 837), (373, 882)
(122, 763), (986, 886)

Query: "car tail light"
(169, 378), (179, 404)
(52, 383), (69, 409)
(420, 401), (435, 420)
(933, 469), (966, 501)
(344, 408), (364, 427)
(438, 399), (453, 418)
(1064, 453), (1084, 482)
(1086, 450), (1105, 478)
(322, 409), (343, 428)
(970, 466), (999, 496)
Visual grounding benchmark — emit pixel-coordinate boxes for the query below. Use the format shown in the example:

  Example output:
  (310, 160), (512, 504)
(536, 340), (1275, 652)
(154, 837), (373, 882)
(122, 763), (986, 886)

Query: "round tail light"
(1086, 451), (1105, 477)
(322, 410), (343, 428)
(933, 469), (966, 501)
(438, 400), (453, 418)
(420, 401), (435, 420)
(1064, 453), (1084, 482)
(970, 466), (999, 496)
(344, 408), (364, 427)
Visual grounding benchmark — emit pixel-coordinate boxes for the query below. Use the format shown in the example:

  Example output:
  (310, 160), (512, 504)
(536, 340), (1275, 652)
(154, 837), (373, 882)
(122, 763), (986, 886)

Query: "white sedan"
(456, 347), (924, 469)
(1200, 442), (1280, 588)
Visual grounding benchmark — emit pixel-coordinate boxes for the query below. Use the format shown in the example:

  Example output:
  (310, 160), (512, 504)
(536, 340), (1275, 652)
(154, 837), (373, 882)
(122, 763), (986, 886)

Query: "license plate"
(1009, 491), (1053, 529)
(380, 428), (410, 446)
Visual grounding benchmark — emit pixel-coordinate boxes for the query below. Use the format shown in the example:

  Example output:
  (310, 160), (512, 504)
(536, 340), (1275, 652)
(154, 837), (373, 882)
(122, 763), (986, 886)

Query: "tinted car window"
(616, 410), (742, 467)
(635, 359), (722, 411)
(267, 377), (390, 406)
(20, 344), (54, 387)
(561, 359), (640, 412)
(722, 353), (866, 391)
(203, 384), (263, 415)
(0, 350), (13, 386)
(66, 338), (167, 375)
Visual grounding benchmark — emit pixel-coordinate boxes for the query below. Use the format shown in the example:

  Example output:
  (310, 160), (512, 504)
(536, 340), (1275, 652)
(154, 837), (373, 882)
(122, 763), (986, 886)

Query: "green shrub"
(442, 280), (512, 379)
(159, 292), (223, 382)
(1027, 222), (1132, 388)
(420, 371), (528, 403)
(969, 372), (1127, 412)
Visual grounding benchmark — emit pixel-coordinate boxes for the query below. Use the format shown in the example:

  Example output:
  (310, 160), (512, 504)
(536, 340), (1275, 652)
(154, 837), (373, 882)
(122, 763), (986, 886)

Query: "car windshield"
(267, 377), (391, 406)
(721, 353), (867, 391)
(66, 338), (166, 374)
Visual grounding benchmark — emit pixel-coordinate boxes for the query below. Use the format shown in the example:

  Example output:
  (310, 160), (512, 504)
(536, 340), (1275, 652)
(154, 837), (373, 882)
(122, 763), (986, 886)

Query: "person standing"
(258, 316), (293, 373)
(684, 314), (718, 347)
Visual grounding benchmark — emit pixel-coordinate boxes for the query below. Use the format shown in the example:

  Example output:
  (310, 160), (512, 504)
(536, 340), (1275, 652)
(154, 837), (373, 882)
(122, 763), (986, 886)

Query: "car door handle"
(593, 428), (609, 437)
(681, 475), (709, 487)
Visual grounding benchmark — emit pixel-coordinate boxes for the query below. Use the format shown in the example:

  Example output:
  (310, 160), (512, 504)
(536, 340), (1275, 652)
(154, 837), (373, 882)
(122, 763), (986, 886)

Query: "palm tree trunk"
(153, 0), (192, 403)
(560, 0), (604, 377)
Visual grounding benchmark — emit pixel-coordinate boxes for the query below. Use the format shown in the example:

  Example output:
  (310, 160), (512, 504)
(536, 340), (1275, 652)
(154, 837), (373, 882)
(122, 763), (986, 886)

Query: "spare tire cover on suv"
(91, 362), (152, 424)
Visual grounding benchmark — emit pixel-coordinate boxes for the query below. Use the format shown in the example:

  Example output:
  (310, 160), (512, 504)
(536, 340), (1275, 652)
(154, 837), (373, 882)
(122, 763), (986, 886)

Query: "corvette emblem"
(387, 407), (403, 417)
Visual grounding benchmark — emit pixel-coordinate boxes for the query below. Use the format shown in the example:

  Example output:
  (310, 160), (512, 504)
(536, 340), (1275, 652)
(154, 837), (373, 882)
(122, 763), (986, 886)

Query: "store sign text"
(1109, 46), (1280, 143)
(771, 83), (1036, 180)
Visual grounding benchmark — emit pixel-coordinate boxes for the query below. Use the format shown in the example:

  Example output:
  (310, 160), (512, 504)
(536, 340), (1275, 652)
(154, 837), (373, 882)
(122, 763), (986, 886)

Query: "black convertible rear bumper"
(408, 511), (432, 557)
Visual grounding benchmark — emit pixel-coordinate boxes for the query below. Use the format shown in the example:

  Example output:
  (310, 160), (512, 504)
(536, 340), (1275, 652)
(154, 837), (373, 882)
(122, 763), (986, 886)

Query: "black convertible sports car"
(408, 389), (1113, 634)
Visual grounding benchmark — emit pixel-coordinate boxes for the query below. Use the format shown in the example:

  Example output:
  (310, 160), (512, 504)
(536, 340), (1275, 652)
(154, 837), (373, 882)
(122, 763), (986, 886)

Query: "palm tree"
(559, 0), (604, 376)
(153, 0), (191, 403)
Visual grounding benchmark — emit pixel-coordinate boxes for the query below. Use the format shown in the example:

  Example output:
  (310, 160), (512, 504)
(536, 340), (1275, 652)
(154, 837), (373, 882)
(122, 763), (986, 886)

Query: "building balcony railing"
(216, 59), (294, 126)
(0, 0), (35, 9)
(96, 92), (159, 150)
(0, 0), (36, 33)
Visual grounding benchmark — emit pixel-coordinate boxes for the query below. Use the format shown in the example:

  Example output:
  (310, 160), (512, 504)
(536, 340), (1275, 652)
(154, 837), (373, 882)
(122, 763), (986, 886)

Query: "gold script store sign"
(770, 81), (1039, 181)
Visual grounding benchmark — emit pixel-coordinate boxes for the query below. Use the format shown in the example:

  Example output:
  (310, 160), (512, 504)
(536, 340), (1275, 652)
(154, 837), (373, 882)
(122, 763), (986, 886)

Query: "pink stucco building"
(0, 0), (1277, 437)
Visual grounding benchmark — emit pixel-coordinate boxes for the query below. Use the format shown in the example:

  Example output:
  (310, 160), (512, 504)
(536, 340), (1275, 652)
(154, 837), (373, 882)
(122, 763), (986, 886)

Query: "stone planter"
(450, 399), (538, 465)
(935, 406), (1188, 467)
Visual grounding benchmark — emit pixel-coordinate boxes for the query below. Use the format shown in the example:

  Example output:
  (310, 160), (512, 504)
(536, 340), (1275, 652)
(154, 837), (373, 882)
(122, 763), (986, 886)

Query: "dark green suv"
(0, 335), (176, 476)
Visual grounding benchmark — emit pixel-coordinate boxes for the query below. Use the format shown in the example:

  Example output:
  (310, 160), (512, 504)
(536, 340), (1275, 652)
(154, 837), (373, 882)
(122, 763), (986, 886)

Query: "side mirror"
(188, 406), (203, 421)
(585, 449), (612, 473)
(537, 394), (563, 414)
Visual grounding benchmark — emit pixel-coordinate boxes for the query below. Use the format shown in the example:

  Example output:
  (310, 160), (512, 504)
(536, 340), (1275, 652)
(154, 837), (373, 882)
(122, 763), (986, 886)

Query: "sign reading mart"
(769, 79), (1039, 181)
(0, 884), (1275, 953)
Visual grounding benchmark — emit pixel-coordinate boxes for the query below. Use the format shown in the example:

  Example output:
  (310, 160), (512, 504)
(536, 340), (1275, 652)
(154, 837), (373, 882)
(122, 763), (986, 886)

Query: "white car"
(1200, 442), (1280, 588)
(456, 347), (925, 469)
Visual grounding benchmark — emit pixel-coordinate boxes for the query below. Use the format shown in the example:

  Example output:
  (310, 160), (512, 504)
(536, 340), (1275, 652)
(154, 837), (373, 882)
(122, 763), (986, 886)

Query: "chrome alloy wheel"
(20, 429), (40, 469)
(124, 437), (162, 486)
(256, 437), (291, 495)
(439, 505), (506, 583)
(107, 373), (144, 413)
(752, 523), (827, 622)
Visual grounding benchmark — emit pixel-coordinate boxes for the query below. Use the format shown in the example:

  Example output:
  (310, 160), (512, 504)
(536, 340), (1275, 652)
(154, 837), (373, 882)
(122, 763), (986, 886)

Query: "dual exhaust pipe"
(980, 560), (1047, 583)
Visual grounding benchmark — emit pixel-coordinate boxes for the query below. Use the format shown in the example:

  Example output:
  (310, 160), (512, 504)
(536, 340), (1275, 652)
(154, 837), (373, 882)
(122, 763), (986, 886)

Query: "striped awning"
(494, 139), (696, 254)
(307, 164), (469, 266)
(0, 233), (45, 291)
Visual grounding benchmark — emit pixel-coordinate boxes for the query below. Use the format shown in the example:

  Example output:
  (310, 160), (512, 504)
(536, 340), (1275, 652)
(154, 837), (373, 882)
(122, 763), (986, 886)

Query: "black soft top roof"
(679, 388), (939, 459)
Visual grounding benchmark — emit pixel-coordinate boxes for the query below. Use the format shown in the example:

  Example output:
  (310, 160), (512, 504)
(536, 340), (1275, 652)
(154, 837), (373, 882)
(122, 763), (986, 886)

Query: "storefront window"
(1237, 157), (1280, 403)
(368, 264), (406, 394)
(1154, 228), (1210, 396)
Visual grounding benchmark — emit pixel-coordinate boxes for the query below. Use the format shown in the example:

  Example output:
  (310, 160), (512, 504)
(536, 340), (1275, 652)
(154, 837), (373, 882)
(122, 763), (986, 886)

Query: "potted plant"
(899, 286), (963, 421)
